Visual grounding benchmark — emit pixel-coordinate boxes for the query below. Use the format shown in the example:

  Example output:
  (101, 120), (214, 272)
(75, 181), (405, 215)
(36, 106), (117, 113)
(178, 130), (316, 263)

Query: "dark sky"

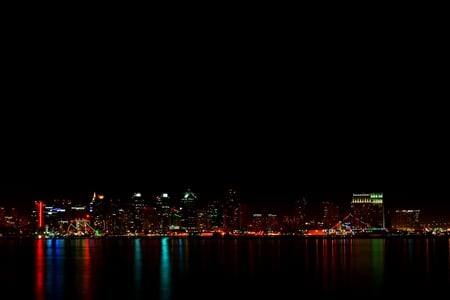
(3, 83), (441, 218)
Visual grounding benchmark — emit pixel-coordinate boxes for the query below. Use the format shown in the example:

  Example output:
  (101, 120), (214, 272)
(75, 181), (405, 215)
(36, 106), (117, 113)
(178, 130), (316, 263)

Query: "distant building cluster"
(0, 191), (449, 238)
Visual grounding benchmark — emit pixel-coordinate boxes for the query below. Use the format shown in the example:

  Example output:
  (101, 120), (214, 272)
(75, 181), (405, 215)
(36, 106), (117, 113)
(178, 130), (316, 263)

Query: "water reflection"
(133, 238), (142, 298)
(370, 238), (385, 288)
(22, 237), (450, 299)
(160, 237), (171, 300)
(349, 239), (385, 292)
(35, 239), (45, 300)
(82, 239), (92, 300)
(34, 239), (67, 300)
(45, 239), (65, 297)
(177, 237), (185, 273)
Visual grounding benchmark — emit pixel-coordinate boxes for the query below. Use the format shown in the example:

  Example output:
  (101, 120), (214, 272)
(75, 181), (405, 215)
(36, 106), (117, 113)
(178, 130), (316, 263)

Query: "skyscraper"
(223, 188), (240, 233)
(131, 192), (145, 233)
(156, 193), (170, 234)
(180, 189), (197, 233)
(294, 197), (307, 231)
(322, 201), (340, 229)
(89, 192), (106, 231)
(350, 192), (384, 229)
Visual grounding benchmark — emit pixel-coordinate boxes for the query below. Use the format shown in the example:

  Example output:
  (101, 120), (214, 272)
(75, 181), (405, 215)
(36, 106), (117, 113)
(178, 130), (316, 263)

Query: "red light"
(36, 201), (45, 228)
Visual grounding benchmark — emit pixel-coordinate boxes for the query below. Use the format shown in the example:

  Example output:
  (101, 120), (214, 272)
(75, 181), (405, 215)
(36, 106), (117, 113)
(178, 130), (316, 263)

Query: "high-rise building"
(239, 203), (250, 232)
(42, 201), (67, 234)
(266, 213), (280, 233)
(294, 197), (308, 230)
(156, 193), (170, 234)
(206, 199), (223, 230)
(89, 192), (106, 231)
(0, 207), (5, 227)
(131, 192), (145, 233)
(107, 197), (125, 235)
(350, 192), (385, 229)
(250, 213), (264, 233)
(180, 189), (197, 233)
(223, 188), (240, 233)
(322, 201), (340, 229)
(392, 209), (421, 232)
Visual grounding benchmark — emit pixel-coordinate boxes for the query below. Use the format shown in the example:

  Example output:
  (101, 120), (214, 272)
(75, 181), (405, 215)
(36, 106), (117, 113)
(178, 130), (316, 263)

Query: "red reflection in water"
(83, 239), (92, 300)
(329, 239), (336, 286)
(248, 239), (255, 274)
(321, 239), (329, 288)
(35, 239), (45, 300)
(231, 239), (239, 276)
(425, 239), (430, 286)
(315, 239), (320, 279)
(344, 238), (353, 272)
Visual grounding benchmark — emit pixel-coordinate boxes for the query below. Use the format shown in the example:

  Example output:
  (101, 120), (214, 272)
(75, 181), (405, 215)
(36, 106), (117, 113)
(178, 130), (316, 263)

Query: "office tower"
(350, 192), (385, 229)
(322, 201), (340, 229)
(0, 207), (5, 227)
(180, 189), (197, 233)
(392, 209), (421, 232)
(89, 192), (106, 231)
(156, 193), (170, 234)
(223, 188), (240, 233)
(131, 192), (145, 233)
(294, 197), (307, 231)
(207, 199), (223, 230)
(266, 213), (280, 233)
(107, 197), (125, 235)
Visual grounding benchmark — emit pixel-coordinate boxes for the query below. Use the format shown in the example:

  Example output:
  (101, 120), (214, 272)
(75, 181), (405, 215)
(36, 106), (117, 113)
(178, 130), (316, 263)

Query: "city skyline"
(0, 187), (449, 221)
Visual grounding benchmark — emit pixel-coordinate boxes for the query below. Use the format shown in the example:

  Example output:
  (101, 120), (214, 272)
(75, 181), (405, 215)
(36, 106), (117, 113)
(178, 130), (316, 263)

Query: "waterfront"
(1, 237), (450, 299)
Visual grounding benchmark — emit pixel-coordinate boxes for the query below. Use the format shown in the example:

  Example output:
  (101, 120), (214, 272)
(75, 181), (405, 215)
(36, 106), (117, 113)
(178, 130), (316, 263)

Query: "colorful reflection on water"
(1, 237), (448, 299)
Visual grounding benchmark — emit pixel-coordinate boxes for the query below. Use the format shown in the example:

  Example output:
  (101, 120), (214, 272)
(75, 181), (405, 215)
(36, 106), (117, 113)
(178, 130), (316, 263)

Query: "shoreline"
(1, 233), (449, 240)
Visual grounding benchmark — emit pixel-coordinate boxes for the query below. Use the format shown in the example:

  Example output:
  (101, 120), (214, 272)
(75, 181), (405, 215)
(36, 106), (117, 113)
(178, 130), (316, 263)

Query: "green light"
(371, 193), (383, 199)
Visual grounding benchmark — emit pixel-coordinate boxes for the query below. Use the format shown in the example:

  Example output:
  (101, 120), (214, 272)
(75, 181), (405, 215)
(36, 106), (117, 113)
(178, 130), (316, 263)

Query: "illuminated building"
(43, 203), (67, 234)
(223, 188), (240, 233)
(250, 213), (264, 233)
(350, 192), (385, 229)
(238, 203), (250, 232)
(70, 204), (88, 220)
(131, 192), (145, 232)
(180, 189), (197, 233)
(0, 207), (5, 226)
(266, 213), (280, 233)
(89, 192), (106, 231)
(156, 193), (170, 234)
(294, 197), (308, 230)
(392, 209), (421, 232)
(322, 201), (340, 229)
(206, 199), (222, 230)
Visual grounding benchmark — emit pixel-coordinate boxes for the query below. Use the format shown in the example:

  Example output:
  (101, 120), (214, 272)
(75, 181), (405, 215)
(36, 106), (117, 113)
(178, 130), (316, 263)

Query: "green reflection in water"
(371, 238), (385, 288)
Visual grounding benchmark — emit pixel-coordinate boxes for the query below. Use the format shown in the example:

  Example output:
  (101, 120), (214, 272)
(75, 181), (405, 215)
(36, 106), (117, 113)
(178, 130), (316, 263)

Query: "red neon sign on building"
(36, 201), (45, 228)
